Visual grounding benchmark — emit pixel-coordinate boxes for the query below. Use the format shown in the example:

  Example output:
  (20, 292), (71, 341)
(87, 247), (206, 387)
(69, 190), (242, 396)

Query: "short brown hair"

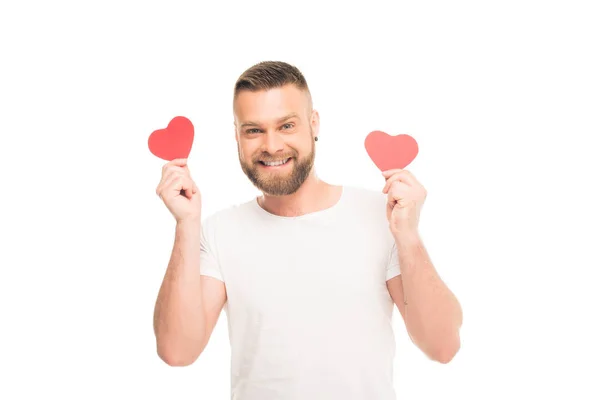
(233, 61), (312, 106)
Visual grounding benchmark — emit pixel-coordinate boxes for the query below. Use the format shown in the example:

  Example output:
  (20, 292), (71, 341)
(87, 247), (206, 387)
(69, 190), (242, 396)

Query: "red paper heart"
(364, 130), (418, 171)
(148, 116), (194, 161)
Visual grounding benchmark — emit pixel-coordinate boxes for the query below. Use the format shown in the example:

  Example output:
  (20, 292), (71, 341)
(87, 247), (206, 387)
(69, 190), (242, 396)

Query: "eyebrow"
(240, 113), (299, 128)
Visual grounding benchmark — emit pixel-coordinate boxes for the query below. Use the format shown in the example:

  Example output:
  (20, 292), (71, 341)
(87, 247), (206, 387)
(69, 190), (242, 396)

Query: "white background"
(1, 0), (599, 398)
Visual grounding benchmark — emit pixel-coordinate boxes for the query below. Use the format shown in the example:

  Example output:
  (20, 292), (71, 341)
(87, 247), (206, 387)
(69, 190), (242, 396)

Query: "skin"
(153, 83), (462, 367)
(383, 169), (463, 363)
(234, 84), (342, 216)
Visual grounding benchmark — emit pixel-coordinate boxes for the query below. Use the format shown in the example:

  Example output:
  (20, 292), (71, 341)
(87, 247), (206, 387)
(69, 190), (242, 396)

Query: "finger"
(387, 183), (402, 207)
(156, 170), (179, 196)
(388, 179), (410, 196)
(157, 171), (180, 195)
(163, 158), (188, 169)
(382, 169), (404, 177)
(167, 174), (196, 200)
(157, 159), (192, 198)
(179, 176), (195, 199)
(163, 164), (189, 177)
(383, 169), (418, 187)
(164, 166), (187, 182)
(161, 158), (188, 177)
(383, 173), (399, 193)
(400, 170), (418, 186)
(157, 173), (175, 196)
(159, 166), (190, 191)
(387, 182), (413, 208)
(386, 182), (411, 203)
(158, 173), (184, 198)
(383, 172), (410, 193)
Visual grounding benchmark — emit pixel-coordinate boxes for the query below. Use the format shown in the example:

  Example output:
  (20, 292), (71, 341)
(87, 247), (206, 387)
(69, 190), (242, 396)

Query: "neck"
(258, 173), (339, 217)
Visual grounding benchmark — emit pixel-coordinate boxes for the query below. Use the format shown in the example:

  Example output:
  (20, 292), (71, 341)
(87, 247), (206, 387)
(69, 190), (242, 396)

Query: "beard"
(238, 134), (315, 196)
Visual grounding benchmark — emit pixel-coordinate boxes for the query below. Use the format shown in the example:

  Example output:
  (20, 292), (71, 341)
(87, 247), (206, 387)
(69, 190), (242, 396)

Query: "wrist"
(176, 217), (201, 230)
(393, 229), (421, 245)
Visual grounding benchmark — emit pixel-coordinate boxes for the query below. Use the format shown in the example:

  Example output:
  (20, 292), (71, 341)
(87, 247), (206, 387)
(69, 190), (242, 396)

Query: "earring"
(314, 136), (319, 142)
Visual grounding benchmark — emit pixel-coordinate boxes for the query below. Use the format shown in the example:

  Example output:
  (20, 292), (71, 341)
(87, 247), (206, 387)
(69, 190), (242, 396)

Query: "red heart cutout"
(148, 116), (194, 161)
(364, 130), (418, 171)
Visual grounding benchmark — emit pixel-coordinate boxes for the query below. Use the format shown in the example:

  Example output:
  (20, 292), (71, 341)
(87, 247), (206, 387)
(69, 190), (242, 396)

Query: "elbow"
(159, 352), (198, 367)
(410, 325), (461, 364)
(432, 345), (459, 364)
(156, 342), (203, 367)
(430, 336), (461, 364)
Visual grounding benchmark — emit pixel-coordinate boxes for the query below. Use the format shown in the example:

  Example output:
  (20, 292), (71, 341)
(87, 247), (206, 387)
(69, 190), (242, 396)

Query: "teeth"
(263, 158), (289, 166)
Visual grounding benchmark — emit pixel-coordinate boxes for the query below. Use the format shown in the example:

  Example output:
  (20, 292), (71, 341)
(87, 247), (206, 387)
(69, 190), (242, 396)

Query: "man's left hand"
(382, 169), (427, 237)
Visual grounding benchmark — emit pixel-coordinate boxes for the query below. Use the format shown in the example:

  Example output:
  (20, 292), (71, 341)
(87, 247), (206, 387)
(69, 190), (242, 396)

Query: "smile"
(259, 157), (292, 168)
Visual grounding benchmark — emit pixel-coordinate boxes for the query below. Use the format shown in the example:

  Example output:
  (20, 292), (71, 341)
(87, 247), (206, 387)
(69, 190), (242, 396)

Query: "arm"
(387, 232), (462, 363)
(153, 220), (227, 366)
(381, 168), (462, 363)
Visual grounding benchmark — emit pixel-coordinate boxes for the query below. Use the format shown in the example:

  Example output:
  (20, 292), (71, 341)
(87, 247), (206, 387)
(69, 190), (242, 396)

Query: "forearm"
(396, 231), (462, 362)
(154, 220), (206, 364)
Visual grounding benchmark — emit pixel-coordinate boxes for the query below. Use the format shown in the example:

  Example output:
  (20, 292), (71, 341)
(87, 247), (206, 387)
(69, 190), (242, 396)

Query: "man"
(153, 61), (463, 399)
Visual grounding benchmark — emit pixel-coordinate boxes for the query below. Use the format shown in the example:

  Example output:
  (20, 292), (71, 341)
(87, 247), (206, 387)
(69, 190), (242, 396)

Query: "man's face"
(234, 84), (318, 196)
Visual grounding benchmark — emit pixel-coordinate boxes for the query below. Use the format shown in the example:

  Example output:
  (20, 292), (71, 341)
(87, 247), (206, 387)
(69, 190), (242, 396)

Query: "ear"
(311, 110), (320, 138)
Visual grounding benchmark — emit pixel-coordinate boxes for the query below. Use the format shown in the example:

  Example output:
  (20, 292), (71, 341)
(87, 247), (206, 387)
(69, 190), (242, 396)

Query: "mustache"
(254, 153), (296, 163)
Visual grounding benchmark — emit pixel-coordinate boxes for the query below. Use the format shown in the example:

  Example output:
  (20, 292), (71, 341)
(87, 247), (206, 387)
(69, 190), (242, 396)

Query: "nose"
(263, 130), (285, 155)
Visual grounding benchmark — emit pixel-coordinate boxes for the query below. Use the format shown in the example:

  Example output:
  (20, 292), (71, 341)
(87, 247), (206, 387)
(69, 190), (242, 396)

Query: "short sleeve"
(199, 217), (224, 282)
(386, 240), (401, 281)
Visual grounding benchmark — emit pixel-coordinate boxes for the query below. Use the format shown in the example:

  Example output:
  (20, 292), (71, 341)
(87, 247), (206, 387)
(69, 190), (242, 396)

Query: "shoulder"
(343, 183), (392, 226)
(201, 196), (258, 234)
(340, 184), (389, 224)
(342, 184), (388, 210)
(341, 184), (396, 250)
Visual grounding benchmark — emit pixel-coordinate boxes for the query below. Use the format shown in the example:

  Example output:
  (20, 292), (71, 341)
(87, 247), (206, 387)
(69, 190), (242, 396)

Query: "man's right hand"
(155, 158), (201, 223)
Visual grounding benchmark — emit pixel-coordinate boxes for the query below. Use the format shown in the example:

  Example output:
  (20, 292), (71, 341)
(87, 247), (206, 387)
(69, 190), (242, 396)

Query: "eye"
(246, 128), (261, 134)
(282, 123), (294, 129)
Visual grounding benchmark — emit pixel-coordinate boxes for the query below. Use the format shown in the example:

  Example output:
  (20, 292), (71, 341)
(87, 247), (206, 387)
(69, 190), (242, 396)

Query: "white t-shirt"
(199, 185), (402, 399)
